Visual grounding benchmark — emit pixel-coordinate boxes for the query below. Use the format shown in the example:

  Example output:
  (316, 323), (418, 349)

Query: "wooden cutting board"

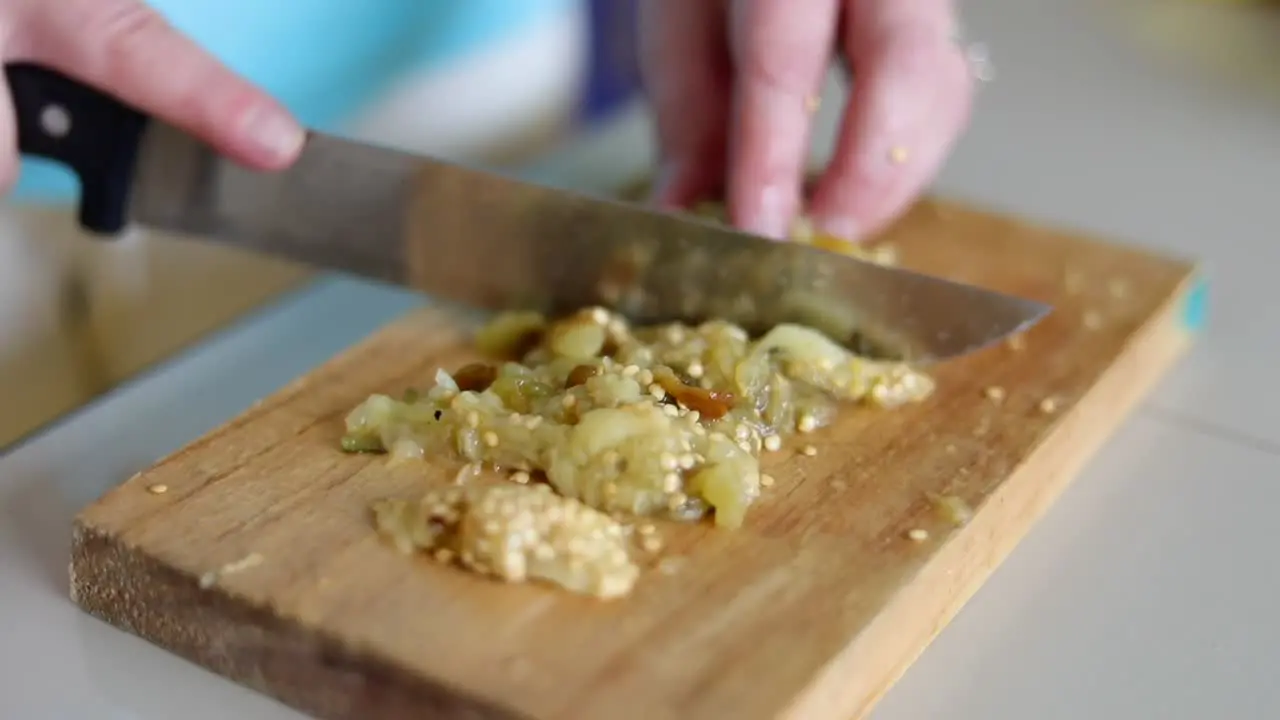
(68, 197), (1201, 720)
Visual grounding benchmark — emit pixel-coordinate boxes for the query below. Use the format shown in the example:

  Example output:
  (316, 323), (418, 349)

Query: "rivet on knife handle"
(5, 62), (149, 236)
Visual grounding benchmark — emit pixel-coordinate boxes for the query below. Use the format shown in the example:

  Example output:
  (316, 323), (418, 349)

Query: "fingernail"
(243, 104), (305, 165)
(744, 184), (792, 240)
(814, 215), (861, 243)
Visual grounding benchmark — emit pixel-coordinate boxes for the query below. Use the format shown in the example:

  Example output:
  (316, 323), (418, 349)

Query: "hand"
(638, 0), (974, 241)
(0, 0), (303, 189)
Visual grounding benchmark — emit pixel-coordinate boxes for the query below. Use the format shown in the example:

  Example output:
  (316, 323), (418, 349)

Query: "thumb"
(16, 0), (304, 170)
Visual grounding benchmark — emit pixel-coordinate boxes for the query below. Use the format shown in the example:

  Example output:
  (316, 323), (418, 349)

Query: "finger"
(0, 75), (18, 191)
(638, 0), (733, 209)
(16, 0), (303, 170)
(807, 0), (973, 240)
(726, 0), (840, 239)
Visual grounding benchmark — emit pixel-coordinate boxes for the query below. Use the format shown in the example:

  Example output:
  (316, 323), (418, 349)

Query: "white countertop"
(3, 1), (1279, 717)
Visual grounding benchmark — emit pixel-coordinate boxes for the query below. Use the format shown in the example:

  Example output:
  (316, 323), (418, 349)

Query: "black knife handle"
(5, 62), (149, 236)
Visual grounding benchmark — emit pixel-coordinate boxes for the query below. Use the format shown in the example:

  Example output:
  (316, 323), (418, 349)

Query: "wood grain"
(69, 197), (1198, 720)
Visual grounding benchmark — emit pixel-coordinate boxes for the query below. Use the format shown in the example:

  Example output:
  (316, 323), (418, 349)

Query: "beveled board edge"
(69, 472), (532, 720)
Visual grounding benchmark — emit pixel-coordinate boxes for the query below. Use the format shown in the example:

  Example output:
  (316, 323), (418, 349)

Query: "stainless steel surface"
(129, 124), (1049, 362)
(130, 126), (414, 284)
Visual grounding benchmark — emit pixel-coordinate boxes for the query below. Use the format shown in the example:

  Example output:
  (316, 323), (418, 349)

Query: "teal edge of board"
(1181, 275), (1208, 332)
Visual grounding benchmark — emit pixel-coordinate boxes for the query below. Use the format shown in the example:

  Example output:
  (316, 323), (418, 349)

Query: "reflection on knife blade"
(568, 201), (1036, 364)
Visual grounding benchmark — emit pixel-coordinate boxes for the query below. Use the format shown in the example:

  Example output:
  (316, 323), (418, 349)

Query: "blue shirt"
(13, 0), (638, 202)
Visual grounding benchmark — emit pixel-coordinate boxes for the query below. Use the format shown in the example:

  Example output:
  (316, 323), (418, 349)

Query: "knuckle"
(855, 0), (958, 45)
(884, 27), (949, 74)
(737, 51), (808, 103)
(870, 28), (976, 116)
(732, 3), (830, 101)
(93, 2), (172, 70)
(929, 42), (978, 129)
(77, 0), (244, 128)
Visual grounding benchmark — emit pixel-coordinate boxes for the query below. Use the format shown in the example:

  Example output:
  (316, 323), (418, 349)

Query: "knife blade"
(5, 62), (1050, 363)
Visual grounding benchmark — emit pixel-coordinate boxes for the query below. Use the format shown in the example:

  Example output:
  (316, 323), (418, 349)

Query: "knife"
(4, 62), (1049, 363)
